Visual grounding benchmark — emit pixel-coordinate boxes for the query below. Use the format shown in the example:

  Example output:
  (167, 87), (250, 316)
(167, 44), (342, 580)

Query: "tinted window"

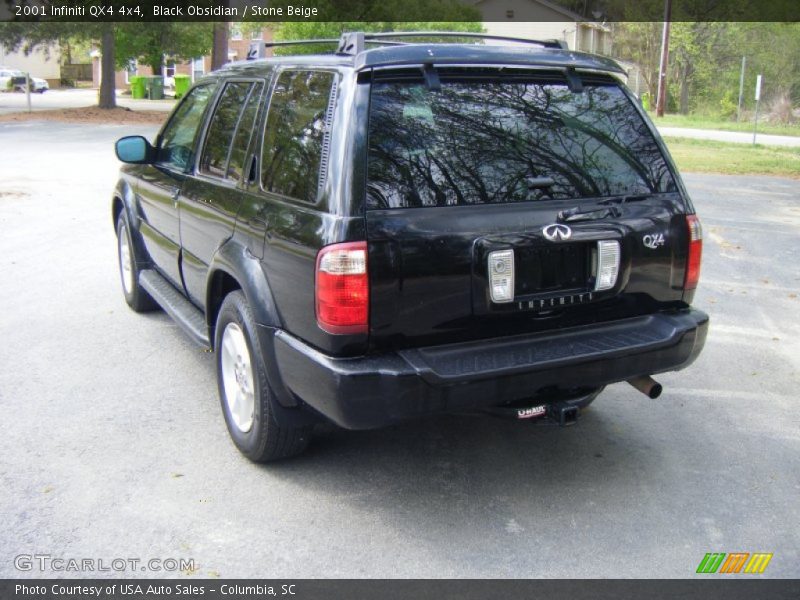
(199, 81), (255, 178)
(367, 80), (676, 209)
(158, 84), (214, 171)
(227, 81), (264, 181)
(261, 70), (335, 203)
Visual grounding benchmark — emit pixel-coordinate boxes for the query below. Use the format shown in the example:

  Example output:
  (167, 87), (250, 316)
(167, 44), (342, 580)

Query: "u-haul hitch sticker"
(517, 405), (547, 419)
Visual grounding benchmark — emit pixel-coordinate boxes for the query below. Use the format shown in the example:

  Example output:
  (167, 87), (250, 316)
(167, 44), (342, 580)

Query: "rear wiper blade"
(558, 205), (621, 223)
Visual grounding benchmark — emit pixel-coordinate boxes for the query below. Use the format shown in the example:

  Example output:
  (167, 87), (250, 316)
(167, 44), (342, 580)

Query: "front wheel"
(215, 291), (312, 462)
(116, 215), (157, 312)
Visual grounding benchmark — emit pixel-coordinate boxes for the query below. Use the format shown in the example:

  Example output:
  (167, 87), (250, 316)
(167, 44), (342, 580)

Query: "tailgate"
(363, 70), (691, 351)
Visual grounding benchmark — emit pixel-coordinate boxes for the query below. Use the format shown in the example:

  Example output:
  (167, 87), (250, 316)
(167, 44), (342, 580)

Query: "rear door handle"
(170, 187), (180, 207)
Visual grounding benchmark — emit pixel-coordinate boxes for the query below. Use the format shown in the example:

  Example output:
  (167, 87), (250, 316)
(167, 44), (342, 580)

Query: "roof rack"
(246, 31), (567, 60)
(356, 31), (567, 52)
(246, 36), (403, 60)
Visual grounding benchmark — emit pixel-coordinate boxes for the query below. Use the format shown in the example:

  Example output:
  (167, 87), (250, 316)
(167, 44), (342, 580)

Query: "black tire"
(116, 214), (158, 312)
(215, 291), (312, 462)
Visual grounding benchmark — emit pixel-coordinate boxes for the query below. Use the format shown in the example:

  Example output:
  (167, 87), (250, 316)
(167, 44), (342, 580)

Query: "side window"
(199, 81), (256, 179)
(227, 82), (264, 181)
(261, 70), (336, 203)
(158, 84), (214, 171)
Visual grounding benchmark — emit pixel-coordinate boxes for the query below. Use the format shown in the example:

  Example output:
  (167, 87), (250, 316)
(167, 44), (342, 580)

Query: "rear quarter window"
(366, 78), (676, 209)
(199, 81), (259, 179)
(261, 70), (336, 203)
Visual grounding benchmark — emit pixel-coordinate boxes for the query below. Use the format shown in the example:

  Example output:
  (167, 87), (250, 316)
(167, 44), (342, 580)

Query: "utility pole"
(737, 56), (746, 122)
(655, 0), (672, 117)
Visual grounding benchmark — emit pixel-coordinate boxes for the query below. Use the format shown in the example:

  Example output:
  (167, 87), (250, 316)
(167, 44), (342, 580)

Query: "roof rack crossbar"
(245, 31), (570, 61)
(362, 31), (567, 50)
(246, 38), (407, 60)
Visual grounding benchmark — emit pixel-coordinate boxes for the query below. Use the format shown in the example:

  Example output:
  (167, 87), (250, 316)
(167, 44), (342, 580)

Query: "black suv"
(112, 32), (708, 462)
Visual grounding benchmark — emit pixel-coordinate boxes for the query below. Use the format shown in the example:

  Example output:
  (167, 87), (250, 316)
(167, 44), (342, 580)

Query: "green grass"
(664, 137), (800, 177)
(650, 113), (800, 137)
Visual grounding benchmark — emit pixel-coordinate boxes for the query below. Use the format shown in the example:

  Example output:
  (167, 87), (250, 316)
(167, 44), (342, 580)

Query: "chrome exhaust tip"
(627, 375), (663, 399)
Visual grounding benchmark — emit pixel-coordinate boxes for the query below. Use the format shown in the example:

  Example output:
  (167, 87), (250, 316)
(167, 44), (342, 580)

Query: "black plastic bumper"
(273, 309), (709, 430)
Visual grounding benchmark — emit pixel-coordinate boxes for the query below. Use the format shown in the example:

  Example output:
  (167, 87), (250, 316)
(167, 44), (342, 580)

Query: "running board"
(139, 269), (210, 348)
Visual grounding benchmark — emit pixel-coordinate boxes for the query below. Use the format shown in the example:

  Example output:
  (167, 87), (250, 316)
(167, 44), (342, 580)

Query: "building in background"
(474, 0), (612, 55)
(0, 43), (62, 86)
(91, 26), (273, 92)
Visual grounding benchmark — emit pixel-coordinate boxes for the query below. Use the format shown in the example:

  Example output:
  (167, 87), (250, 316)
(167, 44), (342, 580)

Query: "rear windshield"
(366, 78), (676, 209)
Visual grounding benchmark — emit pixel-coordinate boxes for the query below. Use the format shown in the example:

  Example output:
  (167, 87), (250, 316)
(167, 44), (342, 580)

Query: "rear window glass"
(366, 79), (676, 209)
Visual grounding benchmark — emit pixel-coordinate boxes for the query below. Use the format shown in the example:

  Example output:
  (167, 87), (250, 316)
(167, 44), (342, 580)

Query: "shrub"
(767, 91), (795, 124)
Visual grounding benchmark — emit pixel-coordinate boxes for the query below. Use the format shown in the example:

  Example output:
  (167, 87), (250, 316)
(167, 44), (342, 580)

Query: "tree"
(1, 19), (214, 109)
(612, 22), (663, 99)
(98, 25), (115, 108)
(264, 0), (483, 54)
(0, 20), (121, 108)
(272, 20), (485, 55)
(115, 23), (213, 75)
(211, 22), (229, 71)
(211, 0), (230, 70)
(614, 21), (800, 118)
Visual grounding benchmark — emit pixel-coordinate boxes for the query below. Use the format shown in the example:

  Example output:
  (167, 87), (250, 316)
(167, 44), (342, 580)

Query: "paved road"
(0, 121), (798, 579)
(0, 88), (175, 114)
(658, 125), (800, 148)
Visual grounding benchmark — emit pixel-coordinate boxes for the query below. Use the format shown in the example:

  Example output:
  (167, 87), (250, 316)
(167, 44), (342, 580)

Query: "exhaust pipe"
(628, 375), (663, 399)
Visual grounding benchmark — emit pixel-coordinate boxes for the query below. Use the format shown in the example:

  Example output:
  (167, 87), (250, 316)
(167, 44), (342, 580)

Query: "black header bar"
(1, 0), (800, 23)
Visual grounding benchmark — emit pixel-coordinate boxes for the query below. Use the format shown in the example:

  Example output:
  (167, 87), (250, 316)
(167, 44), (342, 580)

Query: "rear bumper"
(273, 309), (709, 430)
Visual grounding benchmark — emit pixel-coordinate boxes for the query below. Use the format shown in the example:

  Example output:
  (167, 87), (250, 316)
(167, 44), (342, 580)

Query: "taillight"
(684, 215), (703, 290)
(315, 241), (368, 334)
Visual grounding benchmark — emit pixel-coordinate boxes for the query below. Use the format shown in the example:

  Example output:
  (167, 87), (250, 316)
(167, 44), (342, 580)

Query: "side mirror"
(115, 135), (155, 164)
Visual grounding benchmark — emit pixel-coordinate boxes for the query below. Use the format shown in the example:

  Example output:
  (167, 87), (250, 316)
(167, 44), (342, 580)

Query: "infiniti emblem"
(542, 223), (572, 241)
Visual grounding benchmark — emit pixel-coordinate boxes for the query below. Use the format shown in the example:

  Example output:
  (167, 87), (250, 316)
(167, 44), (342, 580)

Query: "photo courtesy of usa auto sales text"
(15, 584), (299, 596)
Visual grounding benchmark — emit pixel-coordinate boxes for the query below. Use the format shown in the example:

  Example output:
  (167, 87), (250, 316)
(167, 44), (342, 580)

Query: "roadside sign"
(753, 74), (763, 145)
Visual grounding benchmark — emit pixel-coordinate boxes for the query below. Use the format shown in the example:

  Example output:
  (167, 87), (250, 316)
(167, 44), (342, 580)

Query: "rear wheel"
(215, 291), (312, 462)
(116, 215), (157, 312)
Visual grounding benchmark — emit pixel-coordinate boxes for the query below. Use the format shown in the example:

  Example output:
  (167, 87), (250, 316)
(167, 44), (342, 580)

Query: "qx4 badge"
(643, 232), (666, 249)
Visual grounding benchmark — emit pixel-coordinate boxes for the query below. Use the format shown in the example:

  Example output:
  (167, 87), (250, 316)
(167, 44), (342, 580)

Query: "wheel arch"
(205, 238), (282, 347)
(112, 178), (152, 268)
(206, 239), (309, 416)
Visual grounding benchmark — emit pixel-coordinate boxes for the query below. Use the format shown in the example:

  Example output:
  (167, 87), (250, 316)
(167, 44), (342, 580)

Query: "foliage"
(614, 22), (800, 119)
(272, 21), (484, 55)
(267, 1), (483, 55)
(115, 23), (213, 73)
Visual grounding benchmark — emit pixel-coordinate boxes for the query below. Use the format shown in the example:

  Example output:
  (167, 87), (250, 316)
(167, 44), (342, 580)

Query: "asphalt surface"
(0, 121), (798, 579)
